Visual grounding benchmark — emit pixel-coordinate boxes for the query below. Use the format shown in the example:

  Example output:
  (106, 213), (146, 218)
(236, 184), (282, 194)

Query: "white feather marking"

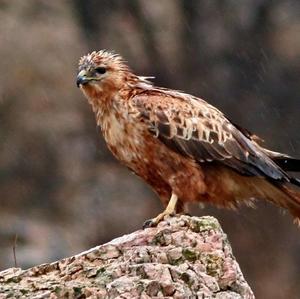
(169, 124), (177, 138)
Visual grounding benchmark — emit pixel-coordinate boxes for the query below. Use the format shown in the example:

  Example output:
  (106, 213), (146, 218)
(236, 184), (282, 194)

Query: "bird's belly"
(102, 115), (206, 203)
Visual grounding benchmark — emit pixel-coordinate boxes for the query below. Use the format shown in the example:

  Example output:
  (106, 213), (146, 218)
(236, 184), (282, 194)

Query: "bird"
(76, 50), (300, 227)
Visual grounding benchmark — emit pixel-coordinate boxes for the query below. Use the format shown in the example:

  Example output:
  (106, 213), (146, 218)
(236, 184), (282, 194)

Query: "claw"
(143, 219), (156, 229)
(143, 193), (178, 229)
(143, 212), (176, 229)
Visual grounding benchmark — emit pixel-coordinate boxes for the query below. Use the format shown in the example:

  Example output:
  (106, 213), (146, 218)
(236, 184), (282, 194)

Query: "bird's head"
(76, 50), (132, 100)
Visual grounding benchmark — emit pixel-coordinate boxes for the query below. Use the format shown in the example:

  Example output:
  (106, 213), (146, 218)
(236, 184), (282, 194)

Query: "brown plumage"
(77, 50), (300, 226)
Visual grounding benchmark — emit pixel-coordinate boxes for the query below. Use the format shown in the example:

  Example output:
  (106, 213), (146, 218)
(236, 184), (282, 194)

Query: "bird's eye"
(95, 67), (106, 74)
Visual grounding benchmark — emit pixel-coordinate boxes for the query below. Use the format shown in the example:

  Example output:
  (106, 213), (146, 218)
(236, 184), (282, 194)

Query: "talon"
(143, 219), (155, 229)
(143, 193), (178, 228)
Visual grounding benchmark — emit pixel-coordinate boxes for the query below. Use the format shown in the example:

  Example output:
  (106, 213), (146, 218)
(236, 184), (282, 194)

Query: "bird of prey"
(77, 50), (300, 227)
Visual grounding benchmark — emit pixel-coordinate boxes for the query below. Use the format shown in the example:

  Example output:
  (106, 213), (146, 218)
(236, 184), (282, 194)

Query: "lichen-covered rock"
(0, 215), (254, 298)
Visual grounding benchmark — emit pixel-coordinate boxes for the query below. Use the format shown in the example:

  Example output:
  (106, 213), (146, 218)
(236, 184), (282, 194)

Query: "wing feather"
(131, 90), (289, 181)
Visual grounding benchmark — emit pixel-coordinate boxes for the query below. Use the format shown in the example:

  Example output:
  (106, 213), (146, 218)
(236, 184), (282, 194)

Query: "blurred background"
(0, 0), (299, 297)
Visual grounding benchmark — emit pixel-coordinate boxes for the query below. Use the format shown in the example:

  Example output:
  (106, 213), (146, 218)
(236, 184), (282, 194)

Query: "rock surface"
(0, 215), (254, 298)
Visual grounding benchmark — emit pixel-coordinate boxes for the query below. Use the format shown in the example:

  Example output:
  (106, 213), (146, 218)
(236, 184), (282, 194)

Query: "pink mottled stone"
(0, 215), (254, 298)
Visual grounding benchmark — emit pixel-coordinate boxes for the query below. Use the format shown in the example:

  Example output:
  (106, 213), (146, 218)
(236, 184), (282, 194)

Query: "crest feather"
(79, 50), (130, 72)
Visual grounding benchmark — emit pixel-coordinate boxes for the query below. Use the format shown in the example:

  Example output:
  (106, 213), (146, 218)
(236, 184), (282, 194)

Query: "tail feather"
(276, 180), (300, 223)
(290, 177), (300, 187)
(262, 148), (300, 221)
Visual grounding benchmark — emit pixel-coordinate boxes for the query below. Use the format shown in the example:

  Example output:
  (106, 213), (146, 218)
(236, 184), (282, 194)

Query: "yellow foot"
(143, 193), (178, 229)
(143, 211), (176, 228)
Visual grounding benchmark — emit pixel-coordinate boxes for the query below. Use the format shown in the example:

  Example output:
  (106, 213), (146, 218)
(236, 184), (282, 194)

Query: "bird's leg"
(143, 193), (178, 228)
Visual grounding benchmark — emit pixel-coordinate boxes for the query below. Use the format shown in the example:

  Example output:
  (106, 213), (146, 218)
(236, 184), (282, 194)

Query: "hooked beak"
(76, 70), (90, 87)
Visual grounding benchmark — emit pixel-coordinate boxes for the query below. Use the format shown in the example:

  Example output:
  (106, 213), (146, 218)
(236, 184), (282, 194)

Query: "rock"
(0, 215), (254, 298)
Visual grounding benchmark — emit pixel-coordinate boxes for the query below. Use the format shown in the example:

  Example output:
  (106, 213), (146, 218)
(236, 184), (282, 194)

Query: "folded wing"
(132, 89), (289, 181)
